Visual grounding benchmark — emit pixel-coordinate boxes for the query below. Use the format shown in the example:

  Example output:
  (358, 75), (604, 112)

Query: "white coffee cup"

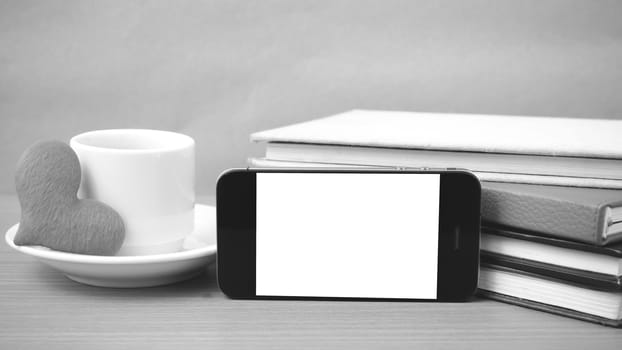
(70, 129), (195, 256)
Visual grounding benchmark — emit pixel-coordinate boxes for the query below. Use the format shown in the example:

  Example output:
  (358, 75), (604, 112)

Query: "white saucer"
(5, 204), (217, 288)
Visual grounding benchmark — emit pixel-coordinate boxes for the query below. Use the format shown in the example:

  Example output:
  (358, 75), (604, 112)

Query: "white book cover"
(248, 157), (622, 189)
(251, 110), (622, 159)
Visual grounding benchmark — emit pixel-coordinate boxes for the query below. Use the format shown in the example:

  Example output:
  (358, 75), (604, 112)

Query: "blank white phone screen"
(256, 173), (440, 299)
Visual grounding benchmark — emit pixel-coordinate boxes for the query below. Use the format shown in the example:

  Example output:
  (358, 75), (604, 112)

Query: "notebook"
(251, 110), (622, 188)
(481, 226), (622, 290)
(249, 158), (622, 245)
(252, 110), (622, 158)
(478, 265), (622, 327)
(481, 182), (622, 245)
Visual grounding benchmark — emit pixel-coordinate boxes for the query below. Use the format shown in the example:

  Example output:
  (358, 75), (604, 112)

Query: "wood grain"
(0, 194), (621, 349)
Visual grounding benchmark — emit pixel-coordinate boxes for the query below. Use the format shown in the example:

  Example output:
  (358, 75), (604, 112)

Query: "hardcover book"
(251, 110), (622, 188)
(480, 226), (622, 290)
(478, 265), (622, 327)
(481, 182), (622, 245)
(249, 158), (622, 245)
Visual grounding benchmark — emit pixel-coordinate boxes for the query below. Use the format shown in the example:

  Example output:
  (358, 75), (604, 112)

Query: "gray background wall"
(2, 0), (622, 195)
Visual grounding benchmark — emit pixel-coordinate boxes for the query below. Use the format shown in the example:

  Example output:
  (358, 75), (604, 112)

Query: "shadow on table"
(30, 259), (490, 303)
(31, 262), (223, 299)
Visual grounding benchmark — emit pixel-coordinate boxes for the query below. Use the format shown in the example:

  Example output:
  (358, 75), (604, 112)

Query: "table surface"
(1, 194), (621, 349)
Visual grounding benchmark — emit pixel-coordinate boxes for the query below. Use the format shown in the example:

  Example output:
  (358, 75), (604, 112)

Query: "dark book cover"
(481, 182), (622, 245)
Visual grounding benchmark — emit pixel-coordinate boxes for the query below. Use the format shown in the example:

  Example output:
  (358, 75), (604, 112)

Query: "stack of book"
(249, 110), (622, 327)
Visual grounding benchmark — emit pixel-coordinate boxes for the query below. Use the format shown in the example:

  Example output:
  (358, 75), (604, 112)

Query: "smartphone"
(217, 168), (481, 301)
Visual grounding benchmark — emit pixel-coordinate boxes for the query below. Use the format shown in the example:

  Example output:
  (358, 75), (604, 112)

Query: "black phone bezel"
(217, 168), (480, 302)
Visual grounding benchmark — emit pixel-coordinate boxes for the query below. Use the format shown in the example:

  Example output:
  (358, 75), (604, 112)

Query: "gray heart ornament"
(14, 140), (125, 256)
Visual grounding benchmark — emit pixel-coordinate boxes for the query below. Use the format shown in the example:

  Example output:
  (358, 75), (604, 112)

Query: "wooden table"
(1, 194), (620, 349)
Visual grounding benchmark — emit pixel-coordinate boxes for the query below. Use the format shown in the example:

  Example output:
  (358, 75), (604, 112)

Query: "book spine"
(598, 202), (622, 244)
(482, 185), (603, 245)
